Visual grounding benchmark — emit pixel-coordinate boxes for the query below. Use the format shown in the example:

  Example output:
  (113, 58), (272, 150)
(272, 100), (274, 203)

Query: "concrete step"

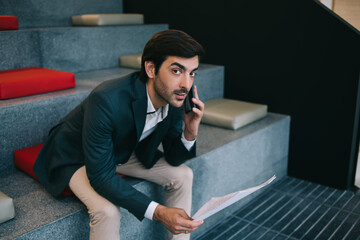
(0, 24), (168, 72)
(0, 0), (123, 28)
(0, 64), (224, 173)
(0, 113), (290, 240)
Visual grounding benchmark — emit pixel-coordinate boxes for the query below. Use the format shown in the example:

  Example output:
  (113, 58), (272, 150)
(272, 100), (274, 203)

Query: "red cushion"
(14, 143), (43, 181)
(0, 67), (76, 99)
(14, 144), (125, 197)
(0, 16), (19, 30)
(14, 143), (73, 196)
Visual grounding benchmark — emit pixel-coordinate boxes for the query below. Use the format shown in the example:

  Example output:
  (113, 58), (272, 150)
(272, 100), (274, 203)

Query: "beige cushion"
(119, 53), (142, 69)
(201, 98), (268, 130)
(72, 14), (144, 26)
(0, 191), (15, 224)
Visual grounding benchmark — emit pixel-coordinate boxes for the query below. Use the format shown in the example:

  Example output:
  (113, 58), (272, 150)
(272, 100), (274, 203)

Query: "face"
(146, 55), (199, 109)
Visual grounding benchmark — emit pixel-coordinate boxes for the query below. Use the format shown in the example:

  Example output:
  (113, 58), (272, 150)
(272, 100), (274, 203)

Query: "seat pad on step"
(72, 13), (144, 26)
(0, 16), (19, 30)
(14, 144), (125, 197)
(0, 67), (75, 99)
(0, 191), (15, 224)
(119, 53), (142, 69)
(201, 98), (268, 130)
(14, 143), (74, 196)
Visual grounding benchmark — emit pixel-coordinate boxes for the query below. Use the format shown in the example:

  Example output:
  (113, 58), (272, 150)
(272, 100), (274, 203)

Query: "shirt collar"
(146, 85), (169, 119)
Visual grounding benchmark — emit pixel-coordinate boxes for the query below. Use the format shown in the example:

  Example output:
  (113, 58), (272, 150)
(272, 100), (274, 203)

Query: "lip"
(175, 93), (186, 100)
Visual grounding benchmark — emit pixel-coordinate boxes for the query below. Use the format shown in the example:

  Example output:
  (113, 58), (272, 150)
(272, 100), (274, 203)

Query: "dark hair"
(139, 29), (205, 82)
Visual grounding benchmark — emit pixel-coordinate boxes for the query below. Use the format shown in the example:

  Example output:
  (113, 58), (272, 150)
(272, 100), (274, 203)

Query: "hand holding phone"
(182, 85), (204, 141)
(184, 86), (197, 114)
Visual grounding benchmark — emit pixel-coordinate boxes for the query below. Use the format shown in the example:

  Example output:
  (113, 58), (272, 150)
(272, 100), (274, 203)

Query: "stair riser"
(0, 24), (168, 72)
(195, 65), (224, 101)
(40, 25), (168, 72)
(0, 92), (89, 173)
(188, 115), (290, 238)
(0, 31), (41, 71)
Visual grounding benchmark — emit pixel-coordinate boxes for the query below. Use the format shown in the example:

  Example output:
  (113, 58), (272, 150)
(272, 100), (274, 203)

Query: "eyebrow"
(170, 62), (199, 72)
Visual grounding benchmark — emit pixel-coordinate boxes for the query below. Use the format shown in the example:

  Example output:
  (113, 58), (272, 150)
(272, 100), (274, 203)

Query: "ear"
(145, 61), (155, 79)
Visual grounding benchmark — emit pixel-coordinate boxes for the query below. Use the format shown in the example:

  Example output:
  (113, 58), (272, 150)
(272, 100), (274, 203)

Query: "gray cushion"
(0, 191), (15, 224)
(201, 98), (268, 130)
(119, 53), (142, 69)
(72, 14), (144, 26)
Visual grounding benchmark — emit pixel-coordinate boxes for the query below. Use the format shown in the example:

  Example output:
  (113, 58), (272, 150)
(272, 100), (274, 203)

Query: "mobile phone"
(184, 86), (197, 114)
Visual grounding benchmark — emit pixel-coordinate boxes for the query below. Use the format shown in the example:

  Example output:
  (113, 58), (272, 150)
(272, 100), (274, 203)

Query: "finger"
(192, 98), (204, 111)
(191, 107), (202, 117)
(193, 85), (199, 100)
(179, 218), (204, 229)
(190, 220), (204, 228)
(173, 220), (203, 235)
(178, 210), (192, 220)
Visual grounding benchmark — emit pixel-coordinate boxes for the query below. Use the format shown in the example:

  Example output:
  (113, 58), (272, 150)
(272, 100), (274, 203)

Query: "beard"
(153, 75), (189, 108)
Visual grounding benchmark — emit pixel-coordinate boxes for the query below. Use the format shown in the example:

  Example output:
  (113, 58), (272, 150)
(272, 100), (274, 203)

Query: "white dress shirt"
(142, 88), (195, 220)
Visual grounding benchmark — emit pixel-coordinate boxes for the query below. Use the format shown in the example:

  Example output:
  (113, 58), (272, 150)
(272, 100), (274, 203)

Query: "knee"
(182, 165), (193, 182)
(173, 165), (193, 186)
(90, 202), (121, 225)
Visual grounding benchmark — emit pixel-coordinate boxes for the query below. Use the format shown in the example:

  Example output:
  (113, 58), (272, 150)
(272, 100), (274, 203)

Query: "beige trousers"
(69, 154), (193, 240)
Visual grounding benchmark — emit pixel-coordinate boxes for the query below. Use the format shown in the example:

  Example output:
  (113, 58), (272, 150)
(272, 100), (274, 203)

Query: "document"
(192, 175), (276, 221)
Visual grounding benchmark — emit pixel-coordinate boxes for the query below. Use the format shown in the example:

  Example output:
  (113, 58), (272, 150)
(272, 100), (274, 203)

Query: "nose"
(179, 74), (193, 91)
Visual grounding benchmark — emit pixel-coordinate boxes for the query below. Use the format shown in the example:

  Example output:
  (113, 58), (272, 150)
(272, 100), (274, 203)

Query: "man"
(34, 29), (205, 240)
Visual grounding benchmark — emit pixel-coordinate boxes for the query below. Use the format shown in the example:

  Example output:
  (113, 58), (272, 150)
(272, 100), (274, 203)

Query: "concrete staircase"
(0, 1), (290, 239)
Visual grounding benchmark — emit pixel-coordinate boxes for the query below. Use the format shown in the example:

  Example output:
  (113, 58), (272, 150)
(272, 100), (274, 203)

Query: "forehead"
(162, 56), (199, 69)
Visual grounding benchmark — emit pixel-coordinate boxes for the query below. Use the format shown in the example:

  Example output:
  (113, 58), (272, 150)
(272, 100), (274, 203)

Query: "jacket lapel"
(132, 78), (147, 143)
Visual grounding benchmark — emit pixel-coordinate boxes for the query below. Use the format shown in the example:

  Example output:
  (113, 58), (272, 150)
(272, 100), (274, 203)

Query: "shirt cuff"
(181, 132), (196, 151)
(144, 201), (159, 221)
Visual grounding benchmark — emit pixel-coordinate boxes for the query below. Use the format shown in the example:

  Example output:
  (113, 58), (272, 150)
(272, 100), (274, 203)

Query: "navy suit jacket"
(33, 72), (196, 220)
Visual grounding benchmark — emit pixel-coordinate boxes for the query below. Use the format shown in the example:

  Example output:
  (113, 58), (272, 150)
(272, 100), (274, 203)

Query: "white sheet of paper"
(192, 175), (276, 221)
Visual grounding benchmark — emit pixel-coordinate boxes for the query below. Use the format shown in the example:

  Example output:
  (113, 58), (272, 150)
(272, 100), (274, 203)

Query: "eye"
(190, 71), (197, 77)
(172, 69), (181, 75)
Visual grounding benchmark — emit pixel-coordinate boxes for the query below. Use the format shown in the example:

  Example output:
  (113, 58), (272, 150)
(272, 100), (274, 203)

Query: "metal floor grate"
(195, 177), (360, 240)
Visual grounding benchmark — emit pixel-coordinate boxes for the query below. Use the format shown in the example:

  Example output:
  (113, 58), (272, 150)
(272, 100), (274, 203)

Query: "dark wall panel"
(289, 0), (360, 188)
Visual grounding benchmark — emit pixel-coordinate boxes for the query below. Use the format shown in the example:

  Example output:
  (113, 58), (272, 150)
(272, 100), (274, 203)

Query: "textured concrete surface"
(0, 30), (41, 71)
(39, 24), (168, 72)
(0, 24), (168, 72)
(0, 0), (123, 28)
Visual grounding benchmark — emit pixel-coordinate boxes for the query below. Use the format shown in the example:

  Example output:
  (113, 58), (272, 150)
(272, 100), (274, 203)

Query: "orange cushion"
(14, 144), (125, 197)
(0, 67), (76, 99)
(0, 16), (19, 30)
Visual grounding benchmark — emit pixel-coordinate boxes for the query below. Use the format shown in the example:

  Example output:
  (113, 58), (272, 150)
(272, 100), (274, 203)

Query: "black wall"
(124, 0), (360, 189)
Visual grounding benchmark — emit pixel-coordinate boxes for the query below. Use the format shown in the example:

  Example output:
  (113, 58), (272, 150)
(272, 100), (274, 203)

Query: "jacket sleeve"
(82, 92), (152, 221)
(162, 107), (196, 166)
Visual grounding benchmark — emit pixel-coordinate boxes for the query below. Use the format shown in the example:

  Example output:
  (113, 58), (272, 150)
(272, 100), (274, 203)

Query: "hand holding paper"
(192, 175), (276, 221)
